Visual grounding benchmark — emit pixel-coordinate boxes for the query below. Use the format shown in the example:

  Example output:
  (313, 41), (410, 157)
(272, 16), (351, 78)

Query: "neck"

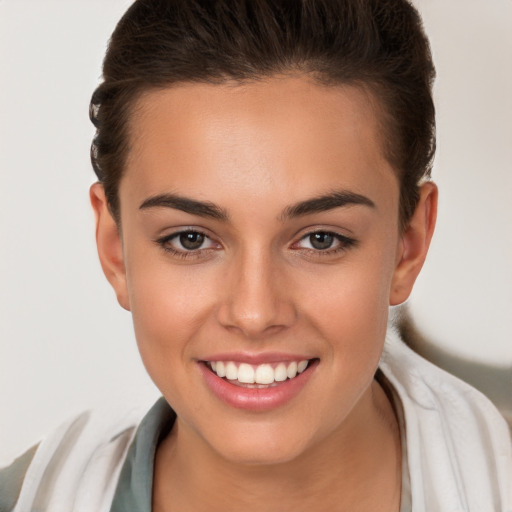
(153, 380), (402, 512)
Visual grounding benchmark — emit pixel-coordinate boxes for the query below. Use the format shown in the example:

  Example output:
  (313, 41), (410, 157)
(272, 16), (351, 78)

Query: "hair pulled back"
(90, 0), (435, 227)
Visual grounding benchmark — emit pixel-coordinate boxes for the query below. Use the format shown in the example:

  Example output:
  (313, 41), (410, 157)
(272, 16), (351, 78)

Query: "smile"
(199, 357), (319, 411)
(207, 360), (310, 387)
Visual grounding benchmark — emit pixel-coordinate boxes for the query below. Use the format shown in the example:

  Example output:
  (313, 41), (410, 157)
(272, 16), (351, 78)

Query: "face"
(92, 76), (435, 465)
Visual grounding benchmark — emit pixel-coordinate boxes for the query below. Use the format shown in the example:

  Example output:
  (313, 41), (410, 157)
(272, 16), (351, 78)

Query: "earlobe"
(90, 183), (131, 311)
(389, 182), (438, 306)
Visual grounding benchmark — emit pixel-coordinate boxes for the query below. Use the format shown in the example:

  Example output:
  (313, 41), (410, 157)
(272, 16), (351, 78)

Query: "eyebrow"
(139, 193), (229, 221)
(280, 190), (375, 220)
(139, 189), (375, 222)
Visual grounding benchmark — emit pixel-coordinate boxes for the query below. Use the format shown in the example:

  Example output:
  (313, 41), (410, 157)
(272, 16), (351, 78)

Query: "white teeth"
(209, 359), (311, 384)
(274, 363), (288, 382)
(254, 364), (274, 384)
(286, 361), (298, 379)
(297, 360), (308, 373)
(225, 361), (238, 380)
(216, 361), (226, 378)
(238, 363), (255, 384)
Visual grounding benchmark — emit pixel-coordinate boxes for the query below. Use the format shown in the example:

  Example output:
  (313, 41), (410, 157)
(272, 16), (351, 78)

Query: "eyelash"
(155, 229), (357, 260)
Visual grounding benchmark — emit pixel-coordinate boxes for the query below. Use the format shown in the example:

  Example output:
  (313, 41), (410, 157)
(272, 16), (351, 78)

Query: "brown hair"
(90, 0), (435, 227)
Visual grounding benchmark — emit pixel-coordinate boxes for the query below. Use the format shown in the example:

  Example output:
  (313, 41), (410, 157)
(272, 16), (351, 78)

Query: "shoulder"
(0, 405), (147, 512)
(380, 330), (512, 511)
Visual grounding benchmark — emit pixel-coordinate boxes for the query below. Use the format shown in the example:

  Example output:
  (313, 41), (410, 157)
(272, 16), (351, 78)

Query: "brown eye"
(156, 230), (217, 255)
(309, 232), (335, 250)
(293, 230), (357, 255)
(180, 231), (205, 250)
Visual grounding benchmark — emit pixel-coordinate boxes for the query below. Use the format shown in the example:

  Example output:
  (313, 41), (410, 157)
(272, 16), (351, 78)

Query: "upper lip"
(198, 352), (316, 365)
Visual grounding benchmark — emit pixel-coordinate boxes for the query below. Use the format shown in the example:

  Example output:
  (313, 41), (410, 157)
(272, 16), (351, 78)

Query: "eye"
(294, 230), (356, 253)
(156, 229), (218, 255)
(178, 231), (207, 250)
(304, 232), (336, 250)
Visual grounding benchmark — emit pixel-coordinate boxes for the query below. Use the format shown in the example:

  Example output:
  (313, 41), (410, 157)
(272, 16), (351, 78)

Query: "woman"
(1, 0), (510, 510)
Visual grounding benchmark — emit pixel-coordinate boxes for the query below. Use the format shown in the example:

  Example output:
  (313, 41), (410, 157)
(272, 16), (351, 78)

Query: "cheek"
(125, 253), (218, 378)
(298, 246), (396, 358)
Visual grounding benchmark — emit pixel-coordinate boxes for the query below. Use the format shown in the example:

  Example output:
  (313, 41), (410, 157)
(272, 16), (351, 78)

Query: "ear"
(90, 183), (131, 311)
(389, 182), (438, 306)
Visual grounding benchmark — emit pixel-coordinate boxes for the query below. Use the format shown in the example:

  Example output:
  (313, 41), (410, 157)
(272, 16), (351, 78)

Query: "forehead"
(122, 76), (398, 214)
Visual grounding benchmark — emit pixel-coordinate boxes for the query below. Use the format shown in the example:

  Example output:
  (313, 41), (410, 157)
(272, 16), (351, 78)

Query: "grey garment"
(0, 444), (38, 512)
(109, 398), (175, 512)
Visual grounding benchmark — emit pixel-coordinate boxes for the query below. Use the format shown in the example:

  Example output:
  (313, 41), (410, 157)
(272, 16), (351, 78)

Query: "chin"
(203, 419), (317, 467)
(218, 441), (306, 467)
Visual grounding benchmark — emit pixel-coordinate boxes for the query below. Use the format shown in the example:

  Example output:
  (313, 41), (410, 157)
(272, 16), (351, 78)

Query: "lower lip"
(198, 360), (318, 412)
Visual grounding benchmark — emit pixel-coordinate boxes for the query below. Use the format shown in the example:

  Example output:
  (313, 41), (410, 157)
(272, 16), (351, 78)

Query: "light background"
(1, 0), (511, 464)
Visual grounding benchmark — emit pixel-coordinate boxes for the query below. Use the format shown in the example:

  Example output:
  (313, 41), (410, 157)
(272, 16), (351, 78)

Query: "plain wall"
(1, 0), (511, 465)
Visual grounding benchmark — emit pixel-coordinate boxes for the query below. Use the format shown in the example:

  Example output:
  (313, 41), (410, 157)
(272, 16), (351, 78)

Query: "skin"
(91, 76), (437, 511)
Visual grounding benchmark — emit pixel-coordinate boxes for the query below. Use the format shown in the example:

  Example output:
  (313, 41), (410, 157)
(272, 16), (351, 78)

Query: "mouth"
(204, 359), (315, 388)
(198, 357), (319, 411)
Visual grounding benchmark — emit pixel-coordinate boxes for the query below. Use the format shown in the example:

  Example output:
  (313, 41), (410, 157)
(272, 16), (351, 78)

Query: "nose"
(216, 247), (296, 339)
